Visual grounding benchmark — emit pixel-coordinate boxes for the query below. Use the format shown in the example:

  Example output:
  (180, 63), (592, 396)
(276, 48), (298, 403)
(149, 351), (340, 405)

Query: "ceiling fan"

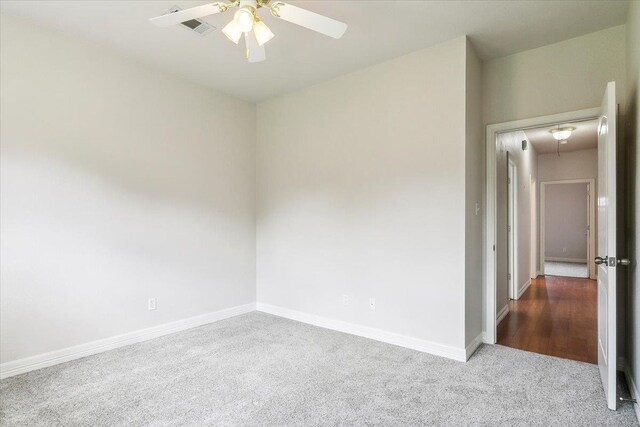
(149, 0), (348, 63)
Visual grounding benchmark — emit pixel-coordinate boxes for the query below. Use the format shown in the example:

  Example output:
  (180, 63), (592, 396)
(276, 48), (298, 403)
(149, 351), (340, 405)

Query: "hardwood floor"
(497, 275), (597, 364)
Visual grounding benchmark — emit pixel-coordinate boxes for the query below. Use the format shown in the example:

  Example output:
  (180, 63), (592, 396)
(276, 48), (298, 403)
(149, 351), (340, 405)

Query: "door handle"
(618, 258), (631, 266)
(594, 256), (608, 265)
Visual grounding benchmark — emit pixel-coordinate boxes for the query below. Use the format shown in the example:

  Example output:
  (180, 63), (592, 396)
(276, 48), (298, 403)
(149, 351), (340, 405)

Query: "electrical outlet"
(563, 247), (567, 253)
(148, 298), (157, 311)
(342, 294), (349, 306)
(369, 298), (376, 311)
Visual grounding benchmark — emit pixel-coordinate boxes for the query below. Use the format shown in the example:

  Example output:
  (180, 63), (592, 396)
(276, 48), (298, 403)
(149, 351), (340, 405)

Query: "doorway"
(485, 82), (621, 410)
(492, 118), (599, 365)
(486, 110), (602, 366)
(485, 107), (601, 342)
(540, 180), (596, 280)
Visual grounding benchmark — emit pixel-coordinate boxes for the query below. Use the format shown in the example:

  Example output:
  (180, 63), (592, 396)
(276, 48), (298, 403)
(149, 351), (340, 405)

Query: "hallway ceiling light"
(549, 127), (575, 141)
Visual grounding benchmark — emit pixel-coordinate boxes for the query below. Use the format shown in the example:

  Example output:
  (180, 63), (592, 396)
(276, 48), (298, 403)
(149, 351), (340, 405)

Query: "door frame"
(530, 174), (538, 279)
(539, 179), (597, 280)
(484, 107), (600, 344)
(507, 157), (518, 300)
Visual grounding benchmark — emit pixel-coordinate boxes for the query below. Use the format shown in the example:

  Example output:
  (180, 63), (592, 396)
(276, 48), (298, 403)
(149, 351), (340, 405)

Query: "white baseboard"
(496, 304), (509, 325)
(545, 257), (588, 263)
(0, 302), (256, 380)
(517, 279), (531, 299)
(257, 303), (468, 362)
(621, 358), (640, 423)
(465, 333), (484, 360)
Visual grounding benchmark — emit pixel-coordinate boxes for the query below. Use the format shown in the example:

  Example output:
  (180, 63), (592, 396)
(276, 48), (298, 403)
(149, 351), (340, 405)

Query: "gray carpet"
(1, 312), (637, 426)
(545, 261), (589, 278)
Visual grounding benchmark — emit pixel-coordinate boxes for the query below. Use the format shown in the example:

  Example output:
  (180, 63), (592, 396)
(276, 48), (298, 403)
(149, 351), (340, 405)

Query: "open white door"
(596, 81), (617, 410)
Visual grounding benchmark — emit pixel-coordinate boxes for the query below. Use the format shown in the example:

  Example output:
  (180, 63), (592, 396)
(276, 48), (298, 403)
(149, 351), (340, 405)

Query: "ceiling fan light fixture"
(150, 1), (348, 63)
(253, 18), (274, 46)
(234, 7), (255, 33)
(222, 20), (243, 44)
(549, 126), (576, 141)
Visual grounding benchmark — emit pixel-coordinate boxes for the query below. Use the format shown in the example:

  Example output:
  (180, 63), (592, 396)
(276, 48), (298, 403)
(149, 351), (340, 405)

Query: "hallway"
(497, 275), (597, 364)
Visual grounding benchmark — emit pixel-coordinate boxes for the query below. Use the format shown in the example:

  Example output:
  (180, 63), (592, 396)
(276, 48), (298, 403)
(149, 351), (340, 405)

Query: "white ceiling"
(525, 119), (599, 154)
(0, 0), (630, 102)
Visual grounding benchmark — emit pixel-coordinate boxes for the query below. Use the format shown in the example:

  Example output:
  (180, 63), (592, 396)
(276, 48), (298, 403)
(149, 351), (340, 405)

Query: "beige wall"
(0, 14), (257, 363)
(464, 40), (484, 347)
(625, 0), (640, 414)
(257, 37), (477, 352)
(483, 25), (626, 126)
(544, 183), (589, 261)
(537, 149), (598, 274)
(537, 149), (598, 183)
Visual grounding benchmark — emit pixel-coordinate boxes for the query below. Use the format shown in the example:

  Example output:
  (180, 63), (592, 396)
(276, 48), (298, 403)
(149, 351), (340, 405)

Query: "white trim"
(484, 107), (600, 344)
(600, 81), (618, 410)
(465, 333), (484, 360)
(257, 303), (468, 362)
(0, 303), (256, 380)
(496, 304), (509, 325)
(508, 158), (518, 301)
(622, 359), (640, 422)
(530, 173), (538, 281)
(544, 257), (588, 263)
(539, 178), (596, 280)
(517, 279), (531, 299)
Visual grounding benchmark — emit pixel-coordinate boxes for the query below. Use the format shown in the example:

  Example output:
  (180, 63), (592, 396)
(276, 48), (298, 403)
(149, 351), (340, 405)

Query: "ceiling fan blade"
(150, 3), (228, 27)
(270, 2), (347, 39)
(245, 32), (266, 63)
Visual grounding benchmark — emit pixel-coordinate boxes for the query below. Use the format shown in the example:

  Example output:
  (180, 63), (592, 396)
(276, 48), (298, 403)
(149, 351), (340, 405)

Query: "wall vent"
(168, 6), (215, 36)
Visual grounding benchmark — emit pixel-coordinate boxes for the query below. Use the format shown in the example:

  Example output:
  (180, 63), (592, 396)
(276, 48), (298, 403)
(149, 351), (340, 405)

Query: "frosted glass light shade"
(223, 20), (243, 44)
(234, 8), (255, 33)
(550, 127), (575, 141)
(253, 20), (274, 46)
